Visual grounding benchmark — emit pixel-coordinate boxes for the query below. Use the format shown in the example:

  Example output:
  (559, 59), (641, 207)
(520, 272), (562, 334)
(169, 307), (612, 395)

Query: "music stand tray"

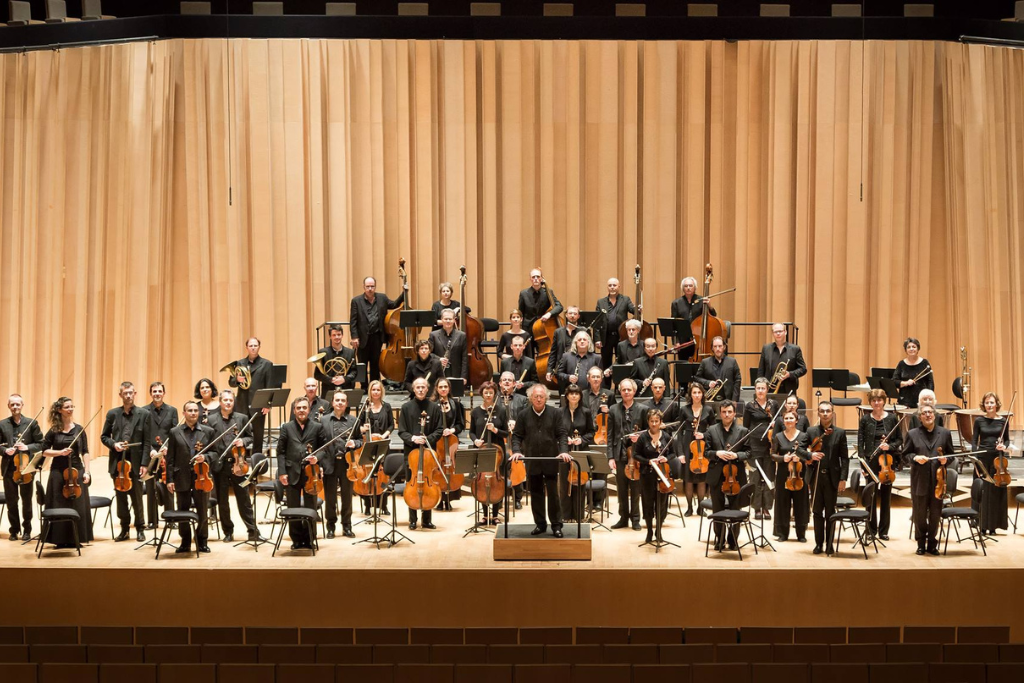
(352, 440), (396, 549)
(458, 447), (500, 536)
(401, 310), (436, 330)
(672, 361), (699, 389)
(610, 364), (634, 387)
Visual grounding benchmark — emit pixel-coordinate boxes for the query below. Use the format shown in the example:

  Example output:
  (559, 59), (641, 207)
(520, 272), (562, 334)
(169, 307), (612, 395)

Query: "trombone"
(308, 352), (352, 380)
(767, 361), (789, 393)
(220, 361), (252, 390)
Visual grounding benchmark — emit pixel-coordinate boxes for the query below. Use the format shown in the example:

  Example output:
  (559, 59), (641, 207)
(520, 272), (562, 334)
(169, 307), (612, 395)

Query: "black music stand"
(745, 457), (777, 552)
(402, 310), (435, 332)
(234, 458), (271, 552)
(610, 364), (633, 389)
(352, 440), (395, 548)
(870, 367), (896, 380)
(252, 388), (291, 478)
(672, 361), (699, 390)
(460, 447), (500, 536)
(578, 310), (603, 337)
(812, 369), (851, 401)
(582, 448), (612, 532)
(447, 378), (466, 398)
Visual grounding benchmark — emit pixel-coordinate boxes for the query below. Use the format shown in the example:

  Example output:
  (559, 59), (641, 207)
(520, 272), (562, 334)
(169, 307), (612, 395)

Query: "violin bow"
(64, 406), (104, 452)
(308, 398), (369, 459)
(995, 391), (1017, 450)
(216, 410), (262, 460)
(10, 407), (44, 447)
(763, 392), (792, 441)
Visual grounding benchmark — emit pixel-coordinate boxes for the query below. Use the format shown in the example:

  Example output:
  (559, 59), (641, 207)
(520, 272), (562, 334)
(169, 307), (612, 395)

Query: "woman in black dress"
(357, 380), (395, 515)
(679, 382), (714, 516)
(433, 377), (466, 510)
(469, 381), (508, 525)
(743, 378), (776, 520)
(194, 378), (219, 424)
(972, 392), (1010, 534)
(41, 397), (94, 548)
(430, 281), (466, 330)
(771, 410), (810, 543)
(497, 309), (534, 359)
(859, 388), (902, 541)
(558, 384), (595, 522)
(773, 394), (810, 433)
(634, 409), (672, 544)
(893, 337), (934, 409)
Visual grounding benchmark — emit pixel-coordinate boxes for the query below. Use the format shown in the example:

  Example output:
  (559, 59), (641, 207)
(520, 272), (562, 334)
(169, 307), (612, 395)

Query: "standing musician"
(558, 384), (595, 522)
(498, 371), (529, 509)
(41, 397), (94, 548)
(608, 378), (646, 530)
(548, 306), (583, 384)
(1, 394), (44, 541)
(757, 324), (807, 396)
(704, 400), (749, 550)
(431, 281), (466, 330)
(908, 389), (946, 429)
(399, 377), (443, 530)
(634, 409), (673, 544)
(291, 378), (331, 421)
(163, 400), (216, 554)
(350, 275), (408, 388)
(671, 277), (715, 360)
(613, 319), (645, 368)
(195, 378), (219, 423)
(859, 388), (902, 541)
(276, 396), (327, 550)
(357, 380), (395, 516)
(743, 378), (776, 521)
(902, 405), (955, 555)
(498, 310), (534, 359)
(595, 277), (637, 370)
(555, 331), (602, 397)
(806, 402), (849, 556)
(144, 382), (177, 530)
(428, 309), (469, 384)
(893, 337), (934, 409)
(100, 382), (151, 543)
(314, 324), (357, 398)
(517, 268), (563, 333)
(499, 336), (538, 395)
(695, 336), (742, 403)
(319, 391), (362, 539)
(648, 378), (680, 424)
(470, 381), (508, 525)
(972, 392), (1009, 536)
(433, 377), (466, 511)
(511, 384), (571, 537)
(771, 411), (810, 543)
(632, 337), (671, 396)
(584, 366), (617, 418)
(228, 337), (274, 455)
(774, 394), (810, 433)
(679, 382), (714, 517)
(206, 390), (262, 544)
(403, 340), (443, 396)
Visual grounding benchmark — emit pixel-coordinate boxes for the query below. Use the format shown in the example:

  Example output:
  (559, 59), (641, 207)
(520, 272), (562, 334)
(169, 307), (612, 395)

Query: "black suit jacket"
(165, 423), (216, 491)
(511, 406), (569, 476)
(0, 417), (44, 478)
(704, 421), (750, 487)
(229, 355), (275, 413)
(608, 401), (648, 463)
(632, 356), (670, 395)
(805, 424), (849, 489)
(349, 292), (405, 344)
(695, 355), (743, 402)
(757, 343), (807, 394)
(902, 426), (957, 497)
(428, 328), (469, 382)
(517, 285), (563, 331)
(499, 355), (538, 395)
(100, 406), (152, 477)
(314, 344), (358, 397)
(594, 295), (635, 345)
(319, 412), (363, 476)
(205, 410), (253, 474)
(276, 419), (327, 485)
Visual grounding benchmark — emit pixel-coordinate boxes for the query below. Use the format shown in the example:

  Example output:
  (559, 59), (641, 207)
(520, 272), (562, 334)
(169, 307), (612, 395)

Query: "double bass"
(404, 412), (442, 511)
(380, 257), (416, 382)
(691, 263), (730, 360)
(617, 264), (655, 342)
(532, 278), (561, 390)
(460, 266), (493, 389)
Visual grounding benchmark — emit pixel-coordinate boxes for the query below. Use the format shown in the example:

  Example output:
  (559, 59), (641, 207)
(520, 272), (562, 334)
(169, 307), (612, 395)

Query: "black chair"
(836, 470), (859, 512)
(704, 482), (756, 560)
(36, 509), (82, 557)
(273, 508), (319, 556)
(89, 494), (115, 539)
(206, 495), (221, 540)
(252, 453), (282, 519)
(832, 372), (863, 409)
(1012, 491), (1024, 533)
(830, 482), (877, 558)
(939, 477), (987, 556)
(156, 510), (200, 559)
(697, 497), (714, 541)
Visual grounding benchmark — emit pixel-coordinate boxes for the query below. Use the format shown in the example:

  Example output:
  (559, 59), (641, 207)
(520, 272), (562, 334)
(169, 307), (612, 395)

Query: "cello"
(404, 412), (442, 511)
(471, 401), (505, 507)
(379, 257), (416, 382)
(460, 266), (494, 390)
(618, 264), (655, 342)
(690, 263), (730, 360)
(532, 278), (561, 390)
(432, 398), (464, 493)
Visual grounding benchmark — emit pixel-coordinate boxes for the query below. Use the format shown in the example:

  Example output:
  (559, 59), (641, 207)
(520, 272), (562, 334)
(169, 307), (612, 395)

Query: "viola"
(302, 442), (324, 500)
(471, 405), (505, 506)
(431, 399), (464, 493)
(193, 441), (215, 493)
(11, 450), (33, 485)
(688, 416), (709, 474)
(531, 278), (561, 390)
(460, 266), (494, 390)
(623, 421), (642, 482)
(934, 447), (947, 500)
(721, 462), (741, 496)
(567, 429), (590, 490)
(992, 450), (1012, 488)
(404, 412), (442, 510)
(379, 257), (415, 382)
(784, 442), (804, 492)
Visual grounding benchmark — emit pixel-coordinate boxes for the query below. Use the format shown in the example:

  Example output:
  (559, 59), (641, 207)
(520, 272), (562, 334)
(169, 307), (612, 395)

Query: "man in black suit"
(902, 405), (955, 556)
(595, 277), (637, 370)
(1, 394), (44, 541)
(517, 268), (563, 332)
(276, 396), (327, 549)
(632, 337), (671, 396)
(608, 378), (646, 530)
(806, 401), (849, 556)
(548, 305), (582, 384)
(206, 390), (263, 544)
(228, 337), (275, 455)
(350, 276), (407, 388)
(314, 324), (358, 399)
(511, 384), (571, 537)
(100, 382), (152, 543)
(143, 381), (177, 530)
(428, 309), (469, 384)
(499, 336), (538, 395)
(757, 323), (807, 395)
(319, 391), (362, 539)
(704, 400), (749, 551)
(696, 336), (743, 403)
(163, 400), (216, 553)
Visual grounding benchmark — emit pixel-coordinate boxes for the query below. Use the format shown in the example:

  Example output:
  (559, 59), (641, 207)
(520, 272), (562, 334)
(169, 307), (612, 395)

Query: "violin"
(303, 442), (324, 500)
(648, 431), (675, 495)
(690, 263), (730, 360)
(531, 278), (561, 390)
(593, 395), (609, 445)
(934, 447), (947, 500)
(623, 421), (642, 482)
(990, 392), (1015, 488)
(567, 429), (590, 490)
(8, 407), (43, 485)
(114, 447), (133, 493)
(471, 403), (505, 506)
(688, 416), (709, 474)
(62, 450), (82, 500)
(784, 439), (805, 491)
(432, 399), (464, 493)
(229, 425), (249, 477)
(404, 412), (442, 510)
(379, 257), (415, 383)
(721, 461), (741, 496)
(460, 266), (494, 390)
(193, 441), (214, 493)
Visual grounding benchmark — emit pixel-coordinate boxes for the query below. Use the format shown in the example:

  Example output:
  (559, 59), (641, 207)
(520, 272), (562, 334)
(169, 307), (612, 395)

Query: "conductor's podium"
(493, 523), (592, 561)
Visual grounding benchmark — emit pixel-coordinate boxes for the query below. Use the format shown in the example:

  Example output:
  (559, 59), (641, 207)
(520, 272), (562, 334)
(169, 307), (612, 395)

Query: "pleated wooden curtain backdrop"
(0, 39), (1021, 442)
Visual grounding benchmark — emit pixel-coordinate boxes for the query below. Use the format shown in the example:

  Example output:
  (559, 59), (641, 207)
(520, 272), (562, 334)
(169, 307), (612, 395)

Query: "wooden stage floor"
(3, 475), (1024, 638)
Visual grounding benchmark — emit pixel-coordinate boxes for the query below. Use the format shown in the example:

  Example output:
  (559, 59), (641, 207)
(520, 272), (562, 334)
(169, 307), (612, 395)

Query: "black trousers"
(614, 466), (641, 522)
(323, 472), (354, 530)
(357, 332), (383, 389)
(249, 412), (267, 457)
(115, 473), (145, 532)
(640, 474), (669, 524)
(284, 483), (318, 545)
(812, 476), (839, 548)
(213, 471), (257, 536)
(3, 474), (33, 535)
(175, 488), (209, 549)
(600, 332), (619, 370)
(912, 493), (942, 549)
(145, 477), (172, 526)
(773, 481), (809, 540)
(869, 482), (892, 536)
(529, 473), (561, 530)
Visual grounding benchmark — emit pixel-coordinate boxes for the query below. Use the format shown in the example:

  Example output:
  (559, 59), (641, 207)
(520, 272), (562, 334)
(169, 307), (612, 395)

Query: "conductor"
(511, 385), (571, 537)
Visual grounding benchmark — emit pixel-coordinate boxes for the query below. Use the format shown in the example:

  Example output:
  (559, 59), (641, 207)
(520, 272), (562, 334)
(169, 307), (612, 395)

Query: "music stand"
(270, 364), (287, 389)
(812, 369), (852, 401)
(459, 447), (500, 536)
(578, 310), (602, 331)
(870, 367), (896, 380)
(352, 440), (395, 548)
(672, 361), (699, 390)
(447, 378), (466, 398)
(610, 364), (634, 388)
(745, 458), (777, 552)
(234, 458), (271, 552)
(879, 378), (901, 403)
(584, 448), (612, 531)
(402, 310), (436, 331)
(252, 388), (291, 478)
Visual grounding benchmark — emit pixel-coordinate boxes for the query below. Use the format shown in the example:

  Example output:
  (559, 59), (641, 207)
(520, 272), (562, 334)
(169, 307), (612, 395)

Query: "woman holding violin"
(470, 381), (509, 525)
(771, 411), (810, 543)
(558, 384), (595, 522)
(357, 380), (395, 515)
(634, 410), (673, 544)
(893, 337), (934, 409)
(704, 400), (749, 551)
(498, 309), (534, 359)
(972, 392), (1010, 535)
(433, 377), (466, 510)
(743, 378), (776, 521)
(679, 382), (714, 517)
(41, 397), (94, 548)
(859, 388), (903, 541)
(901, 405), (956, 555)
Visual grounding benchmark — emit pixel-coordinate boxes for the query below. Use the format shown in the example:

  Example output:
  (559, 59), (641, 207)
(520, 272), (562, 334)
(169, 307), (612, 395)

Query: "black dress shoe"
(813, 545), (823, 555)
(826, 546), (835, 556)
(409, 521), (418, 531)
(146, 523), (158, 530)
(684, 510), (694, 517)
(343, 528), (355, 538)
(422, 522), (436, 530)
(175, 547), (191, 554)
(879, 534), (889, 541)
(632, 521), (642, 531)
(137, 530), (146, 542)
(916, 547), (926, 555)
(326, 529), (335, 539)
(8, 533), (17, 542)
(380, 507), (390, 515)
(553, 529), (563, 538)
(514, 501), (523, 510)
(115, 530), (130, 542)
(796, 536), (807, 543)
(198, 546), (211, 553)
(927, 547), (940, 556)
(223, 534), (234, 543)
(530, 526), (546, 536)
(611, 518), (629, 529)
(291, 543), (299, 550)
